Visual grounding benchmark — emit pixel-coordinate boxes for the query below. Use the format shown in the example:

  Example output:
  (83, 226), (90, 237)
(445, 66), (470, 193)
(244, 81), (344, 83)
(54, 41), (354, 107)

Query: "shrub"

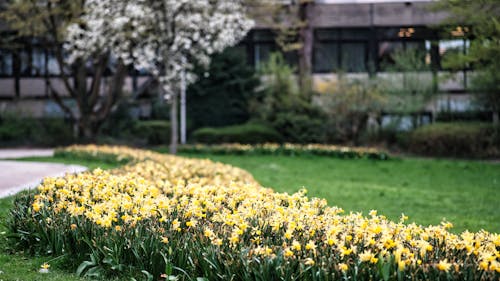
(436, 111), (493, 122)
(316, 76), (388, 144)
(250, 53), (326, 143)
(403, 122), (500, 158)
(133, 120), (171, 145)
(272, 112), (326, 144)
(192, 122), (282, 144)
(0, 116), (74, 146)
(188, 47), (259, 129)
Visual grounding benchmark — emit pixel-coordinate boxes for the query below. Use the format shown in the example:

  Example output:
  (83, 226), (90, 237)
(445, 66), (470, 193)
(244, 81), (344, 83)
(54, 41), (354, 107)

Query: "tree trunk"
(298, 1), (313, 99)
(170, 92), (179, 154)
(78, 117), (98, 143)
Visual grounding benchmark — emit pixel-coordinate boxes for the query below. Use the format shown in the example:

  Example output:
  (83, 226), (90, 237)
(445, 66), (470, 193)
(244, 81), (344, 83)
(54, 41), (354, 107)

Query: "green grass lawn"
(180, 153), (500, 234)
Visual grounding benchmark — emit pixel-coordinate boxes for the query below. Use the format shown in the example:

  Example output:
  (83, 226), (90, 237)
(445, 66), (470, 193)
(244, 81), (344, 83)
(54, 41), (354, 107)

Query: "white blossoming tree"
(2, 0), (253, 145)
(66, 0), (254, 152)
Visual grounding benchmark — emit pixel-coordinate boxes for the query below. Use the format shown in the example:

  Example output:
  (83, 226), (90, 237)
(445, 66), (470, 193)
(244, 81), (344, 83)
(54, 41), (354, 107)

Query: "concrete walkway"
(0, 148), (54, 159)
(0, 149), (87, 198)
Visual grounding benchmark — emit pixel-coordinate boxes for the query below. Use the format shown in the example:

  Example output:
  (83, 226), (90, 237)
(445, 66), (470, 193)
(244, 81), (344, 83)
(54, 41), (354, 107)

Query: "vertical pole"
(180, 57), (187, 144)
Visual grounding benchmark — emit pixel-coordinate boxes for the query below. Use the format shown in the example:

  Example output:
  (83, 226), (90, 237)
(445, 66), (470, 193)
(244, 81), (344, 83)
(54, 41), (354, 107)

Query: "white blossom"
(65, 0), (254, 94)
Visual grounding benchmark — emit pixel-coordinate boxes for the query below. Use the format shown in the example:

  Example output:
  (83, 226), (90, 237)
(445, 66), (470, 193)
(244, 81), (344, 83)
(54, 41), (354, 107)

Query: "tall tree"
(0, 0), (131, 140)
(436, 0), (500, 123)
(2, 0), (253, 146)
(251, 0), (314, 98)
(68, 0), (254, 153)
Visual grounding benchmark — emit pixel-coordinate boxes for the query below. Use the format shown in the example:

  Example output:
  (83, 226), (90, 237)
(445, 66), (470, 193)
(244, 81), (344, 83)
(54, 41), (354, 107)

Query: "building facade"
(0, 0), (475, 118)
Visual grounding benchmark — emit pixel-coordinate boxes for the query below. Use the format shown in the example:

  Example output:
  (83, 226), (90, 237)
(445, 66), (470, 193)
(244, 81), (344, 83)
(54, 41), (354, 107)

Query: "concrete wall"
(0, 76), (150, 99)
(254, 1), (448, 28)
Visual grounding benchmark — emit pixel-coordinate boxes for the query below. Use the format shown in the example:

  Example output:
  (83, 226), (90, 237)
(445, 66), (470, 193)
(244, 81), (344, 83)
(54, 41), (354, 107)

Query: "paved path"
(0, 148), (54, 159)
(0, 149), (87, 198)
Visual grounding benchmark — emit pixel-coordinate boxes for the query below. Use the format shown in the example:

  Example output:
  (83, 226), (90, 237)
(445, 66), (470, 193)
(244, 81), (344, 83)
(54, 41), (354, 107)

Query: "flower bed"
(8, 145), (499, 280)
(179, 143), (390, 160)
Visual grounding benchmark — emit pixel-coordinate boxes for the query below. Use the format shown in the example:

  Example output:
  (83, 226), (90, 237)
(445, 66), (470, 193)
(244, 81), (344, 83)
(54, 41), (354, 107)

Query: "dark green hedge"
(403, 122), (500, 158)
(0, 117), (74, 146)
(132, 120), (171, 145)
(191, 123), (282, 144)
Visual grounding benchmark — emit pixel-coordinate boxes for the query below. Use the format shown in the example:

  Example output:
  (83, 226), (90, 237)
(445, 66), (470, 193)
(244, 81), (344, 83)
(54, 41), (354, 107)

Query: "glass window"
(341, 43), (366, 72)
(20, 49), (31, 76)
(254, 43), (275, 68)
(253, 30), (274, 42)
(315, 29), (339, 41)
(378, 41), (403, 70)
(31, 48), (46, 76)
(313, 42), (338, 73)
(341, 29), (369, 40)
(439, 39), (467, 70)
(47, 51), (61, 75)
(0, 49), (13, 76)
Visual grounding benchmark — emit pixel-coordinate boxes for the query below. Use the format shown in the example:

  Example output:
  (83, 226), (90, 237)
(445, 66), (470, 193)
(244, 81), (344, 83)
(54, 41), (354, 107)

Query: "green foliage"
(251, 53), (326, 143)
(317, 76), (388, 144)
(381, 48), (435, 113)
(272, 112), (326, 143)
(187, 47), (259, 130)
(436, 0), (500, 113)
(0, 115), (74, 146)
(0, 0), (82, 41)
(99, 101), (138, 138)
(191, 122), (282, 144)
(151, 99), (171, 120)
(436, 111), (493, 122)
(133, 120), (171, 145)
(402, 122), (500, 158)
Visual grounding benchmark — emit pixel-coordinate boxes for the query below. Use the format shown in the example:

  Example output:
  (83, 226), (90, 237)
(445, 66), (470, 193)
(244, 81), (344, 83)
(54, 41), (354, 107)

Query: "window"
(252, 30), (277, 68)
(47, 51), (61, 75)
(378, 41), (403, 69)
(313, 28), (368, 73)
(0, 49), (13, 76)
(254, 43), (275, 68)
(341, 43), (366, 72)
(439, 39), (468, 70)
(314, 42), (338, 73)
(31, 47), (47, 76)
(251, 29), (298, 68)
(378, 40), (428, 71)
(20, 49), (31, 76)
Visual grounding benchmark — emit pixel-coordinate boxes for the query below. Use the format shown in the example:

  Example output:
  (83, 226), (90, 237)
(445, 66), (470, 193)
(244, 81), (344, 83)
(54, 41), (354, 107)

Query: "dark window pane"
(439, 39), (467, 70)
(315, 29), (339, 41)
(31, 48), (46, 76)
(341, 28), (370, 40)
(254, 43), (275, 67)
(253, 30), (274, 42)
(313, 42), (338, 72)
(47, 51), (61, 75)
(284, 50), (298, 67)
(20, 49), (30, 76)
(341, 43), (366, 72)
(0, 49), (13, 76)
(378, 41), (403, 70)
(378, 27), (430, 40)
(406, 41), (428, 68)
(377, 28), (401, 40)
